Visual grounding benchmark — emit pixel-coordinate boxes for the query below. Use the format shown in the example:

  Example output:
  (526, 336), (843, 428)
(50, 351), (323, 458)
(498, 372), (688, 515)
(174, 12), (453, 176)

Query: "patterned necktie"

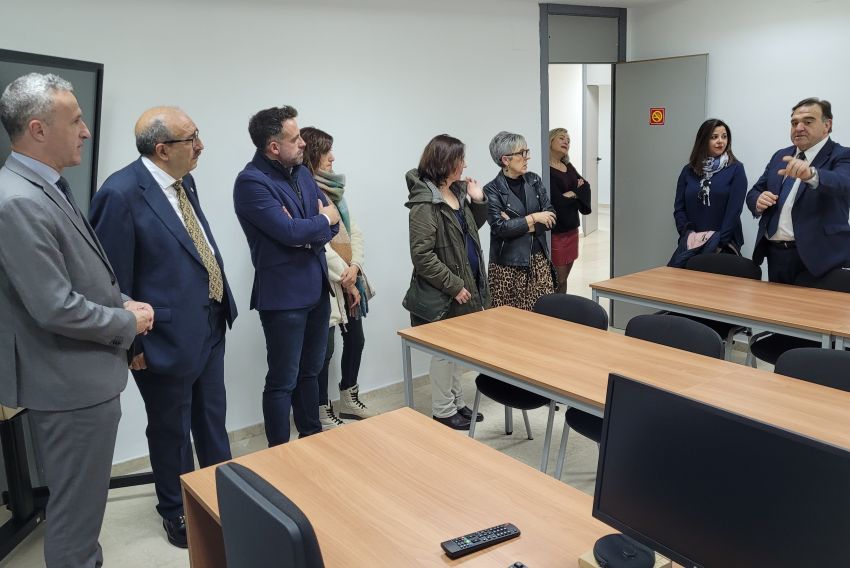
(767, 151), (806, 238)
(173, 180), (224, 302)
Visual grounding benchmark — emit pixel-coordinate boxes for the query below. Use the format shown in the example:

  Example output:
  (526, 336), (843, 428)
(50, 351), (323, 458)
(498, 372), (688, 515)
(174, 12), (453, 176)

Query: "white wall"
(549, 64), (584, 169)
(1, 0), (542, 463)
(628, 0), (850, 256)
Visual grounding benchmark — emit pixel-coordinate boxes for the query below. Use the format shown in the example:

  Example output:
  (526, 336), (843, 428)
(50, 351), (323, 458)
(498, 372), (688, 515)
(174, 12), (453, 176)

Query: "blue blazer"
(89, 158), (238, 379)
(674, 161), (747, 249)
(233, 151), (337, 311)
(746, 139), (850, 277)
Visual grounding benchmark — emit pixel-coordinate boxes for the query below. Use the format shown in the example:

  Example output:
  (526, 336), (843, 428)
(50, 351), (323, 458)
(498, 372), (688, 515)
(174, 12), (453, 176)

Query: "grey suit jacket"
(0, 154), (136, 411)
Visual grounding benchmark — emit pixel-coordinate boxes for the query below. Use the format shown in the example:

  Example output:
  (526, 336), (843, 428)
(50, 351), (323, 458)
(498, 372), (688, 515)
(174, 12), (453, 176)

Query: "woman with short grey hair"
(483, 131), (556, 310)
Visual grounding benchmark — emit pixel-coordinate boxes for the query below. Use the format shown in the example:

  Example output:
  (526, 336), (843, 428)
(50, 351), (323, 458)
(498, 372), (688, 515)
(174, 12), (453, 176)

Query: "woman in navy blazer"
(669, 118), (747, 267)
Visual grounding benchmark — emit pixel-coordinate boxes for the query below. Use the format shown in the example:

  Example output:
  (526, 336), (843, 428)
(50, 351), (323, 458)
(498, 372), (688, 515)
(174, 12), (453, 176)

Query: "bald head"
(135, 106), (185, 156)
(135, 106), (202, 179)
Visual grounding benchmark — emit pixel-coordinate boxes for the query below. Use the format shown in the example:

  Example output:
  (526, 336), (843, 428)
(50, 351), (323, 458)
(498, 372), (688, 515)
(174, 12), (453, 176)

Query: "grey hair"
(135, 115), (175, 156)
(488, 131), (527, 167)
(0, 73), (74, 141)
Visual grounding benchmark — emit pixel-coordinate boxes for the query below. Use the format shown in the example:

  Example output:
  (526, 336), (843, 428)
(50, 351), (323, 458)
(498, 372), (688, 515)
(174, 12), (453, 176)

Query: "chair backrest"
(533, 293), (608, 330)
(625, 314), (724, 359)
(685, 253), (762, 280)
(216, 462), (325, 568)
(795, 267), (850, 293)
(773, 347), (850, 392)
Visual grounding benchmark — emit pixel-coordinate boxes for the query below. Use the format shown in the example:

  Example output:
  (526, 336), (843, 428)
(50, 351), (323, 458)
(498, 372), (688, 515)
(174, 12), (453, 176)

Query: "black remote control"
(440, 523), (520, 559)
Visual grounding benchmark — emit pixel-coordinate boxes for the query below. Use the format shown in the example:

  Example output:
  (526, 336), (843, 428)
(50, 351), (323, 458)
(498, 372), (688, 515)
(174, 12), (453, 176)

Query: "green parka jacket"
(403, 169), (491, 325)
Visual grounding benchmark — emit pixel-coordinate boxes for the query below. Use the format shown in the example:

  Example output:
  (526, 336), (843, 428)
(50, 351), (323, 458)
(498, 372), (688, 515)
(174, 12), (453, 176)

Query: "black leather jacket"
(483, 171), (555, 267)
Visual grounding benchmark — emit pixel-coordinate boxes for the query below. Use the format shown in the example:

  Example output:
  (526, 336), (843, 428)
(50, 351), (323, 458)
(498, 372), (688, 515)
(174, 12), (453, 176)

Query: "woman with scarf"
(668, 118), (748, 267)
(301, 127), (376, 429)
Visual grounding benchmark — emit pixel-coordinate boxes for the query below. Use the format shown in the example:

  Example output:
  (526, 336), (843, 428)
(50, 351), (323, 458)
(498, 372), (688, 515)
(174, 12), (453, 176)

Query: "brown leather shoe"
(433, 412), (471, 430)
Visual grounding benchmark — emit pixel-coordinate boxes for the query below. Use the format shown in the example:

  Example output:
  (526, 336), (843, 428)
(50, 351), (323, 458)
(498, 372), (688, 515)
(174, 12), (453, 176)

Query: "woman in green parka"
(404, 134), (490, 430)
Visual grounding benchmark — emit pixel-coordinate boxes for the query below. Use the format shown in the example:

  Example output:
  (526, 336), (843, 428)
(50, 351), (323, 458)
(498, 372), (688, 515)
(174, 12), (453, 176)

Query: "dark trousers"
(764, 240), (813, 284)
(134, 302), (230, 521)
(318, 315), (366, 404)
(30, 396), (121, 568)
(259, 296), (330, 446)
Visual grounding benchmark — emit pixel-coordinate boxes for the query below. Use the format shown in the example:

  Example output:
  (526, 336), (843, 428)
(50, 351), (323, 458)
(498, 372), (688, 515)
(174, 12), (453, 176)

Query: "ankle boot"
(319, 403), (344, 430)
(337, 384), (376, 420)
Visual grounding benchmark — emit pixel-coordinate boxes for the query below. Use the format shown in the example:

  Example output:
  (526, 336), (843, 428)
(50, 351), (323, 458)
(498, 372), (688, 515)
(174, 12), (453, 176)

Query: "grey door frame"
(539, 4), (625, 247)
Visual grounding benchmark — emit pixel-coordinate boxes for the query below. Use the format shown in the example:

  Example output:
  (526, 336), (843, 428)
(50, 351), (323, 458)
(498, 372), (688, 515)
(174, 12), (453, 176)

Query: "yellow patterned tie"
(174, 180), (224, 302)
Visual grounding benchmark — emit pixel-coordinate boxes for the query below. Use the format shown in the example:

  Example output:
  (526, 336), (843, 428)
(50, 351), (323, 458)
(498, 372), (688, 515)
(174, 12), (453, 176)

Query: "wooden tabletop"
(590, 266), (850, 338)
(181, 408), (611, 567)
(398, 306), (850, 451)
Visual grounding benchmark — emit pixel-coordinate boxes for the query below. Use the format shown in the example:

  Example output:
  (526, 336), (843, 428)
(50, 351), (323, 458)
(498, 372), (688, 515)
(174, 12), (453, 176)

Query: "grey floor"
(0, 208), (695, 566)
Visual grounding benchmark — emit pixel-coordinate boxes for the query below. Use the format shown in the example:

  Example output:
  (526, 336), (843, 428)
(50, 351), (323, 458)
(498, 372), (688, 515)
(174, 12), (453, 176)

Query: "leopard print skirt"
(488, 252), (555, 311)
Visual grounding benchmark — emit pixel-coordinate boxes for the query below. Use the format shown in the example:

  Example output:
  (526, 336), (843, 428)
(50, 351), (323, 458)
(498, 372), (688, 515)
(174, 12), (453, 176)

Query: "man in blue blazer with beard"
(233, 105), (339, 447)
(90, 107), (237, 548)
(747, 97), (850, 284)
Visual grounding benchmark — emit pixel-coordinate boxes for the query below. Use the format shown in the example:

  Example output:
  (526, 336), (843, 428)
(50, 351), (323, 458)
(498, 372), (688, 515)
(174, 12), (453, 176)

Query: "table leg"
(822, 334), (831, 349)
(184, 488), (226, 568)
(835, 336), (845, 351)
(592, 289), (599, 304)
(401, 339), (414, 408)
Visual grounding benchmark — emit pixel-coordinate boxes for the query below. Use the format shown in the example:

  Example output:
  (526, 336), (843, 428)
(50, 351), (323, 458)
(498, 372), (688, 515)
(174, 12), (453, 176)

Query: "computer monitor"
(593, 373), (850, 568)
(216, 462), (325, 568)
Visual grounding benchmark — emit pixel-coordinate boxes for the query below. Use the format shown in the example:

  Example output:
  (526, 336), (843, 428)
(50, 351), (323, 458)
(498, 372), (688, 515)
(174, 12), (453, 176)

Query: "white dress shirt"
(770, 136), (829, 241)
(141, 157), (215, 254)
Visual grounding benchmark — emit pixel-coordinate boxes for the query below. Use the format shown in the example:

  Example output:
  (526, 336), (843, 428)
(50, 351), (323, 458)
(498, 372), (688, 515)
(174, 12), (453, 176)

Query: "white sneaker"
(337, 385), (377, 420)
(319, 403), (344, 430)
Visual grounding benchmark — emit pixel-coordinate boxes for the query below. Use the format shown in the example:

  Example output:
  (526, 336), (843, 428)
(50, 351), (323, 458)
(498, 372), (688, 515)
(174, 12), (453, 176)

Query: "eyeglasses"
(504, 148), (531, 159)
(161, 130), (201, 147)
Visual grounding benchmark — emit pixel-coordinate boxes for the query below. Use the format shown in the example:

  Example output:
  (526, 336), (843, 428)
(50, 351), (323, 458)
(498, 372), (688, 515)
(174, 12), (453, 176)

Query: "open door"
(583, 84), (600, 236)
(611, 54), (707, 328)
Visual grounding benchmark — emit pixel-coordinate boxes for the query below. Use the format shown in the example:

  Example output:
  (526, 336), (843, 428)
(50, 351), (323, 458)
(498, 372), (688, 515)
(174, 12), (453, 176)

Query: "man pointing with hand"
(747, 98), (850, 284)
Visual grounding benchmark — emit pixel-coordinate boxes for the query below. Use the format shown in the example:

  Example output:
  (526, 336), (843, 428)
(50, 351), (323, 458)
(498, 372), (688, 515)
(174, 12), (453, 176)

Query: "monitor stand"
(591, 534), (656, 568)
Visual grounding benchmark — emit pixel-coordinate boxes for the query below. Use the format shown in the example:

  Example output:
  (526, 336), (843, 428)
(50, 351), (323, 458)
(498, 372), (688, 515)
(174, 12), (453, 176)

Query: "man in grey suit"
(0, 73), (153, 567)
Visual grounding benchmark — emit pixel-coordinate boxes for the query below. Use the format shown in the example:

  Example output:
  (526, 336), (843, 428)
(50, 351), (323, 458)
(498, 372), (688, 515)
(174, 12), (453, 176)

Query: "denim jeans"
(259, 296), (330, 446)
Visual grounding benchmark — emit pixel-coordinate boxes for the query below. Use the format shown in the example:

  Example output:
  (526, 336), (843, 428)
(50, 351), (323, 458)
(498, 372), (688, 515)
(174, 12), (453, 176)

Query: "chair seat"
(750, 333), (819, 365)
(667, 313), (742, 339)
(565, 408), (603, 443)
(476, 375), (549, 410)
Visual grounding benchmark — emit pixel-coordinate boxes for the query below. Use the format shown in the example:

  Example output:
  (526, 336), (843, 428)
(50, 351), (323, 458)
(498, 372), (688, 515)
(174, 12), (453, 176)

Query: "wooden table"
(397, 306), (850, 453)
(590, 266), (850, 349)
(180, 408), (612, 567)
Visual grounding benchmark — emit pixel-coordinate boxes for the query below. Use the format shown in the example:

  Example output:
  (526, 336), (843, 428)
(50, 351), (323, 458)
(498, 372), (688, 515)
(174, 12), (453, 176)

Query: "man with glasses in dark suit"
(90, 106), (237, 548)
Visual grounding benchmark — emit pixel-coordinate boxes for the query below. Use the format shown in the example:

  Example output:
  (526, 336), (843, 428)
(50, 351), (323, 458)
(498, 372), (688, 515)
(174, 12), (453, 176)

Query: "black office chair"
(469, 294), (608, 473)
(216, 462), (325, 568)
(554, 314), (724, 480)
(671, 254), (762, 360)
(749, 268), (850, 366)
(773, 347), (850, 392)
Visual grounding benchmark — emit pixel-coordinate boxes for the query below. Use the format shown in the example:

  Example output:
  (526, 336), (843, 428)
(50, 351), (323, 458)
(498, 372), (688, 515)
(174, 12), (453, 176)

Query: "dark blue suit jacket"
(89, 158), (237, 379)
(746, 139), (850, 277)
(233, 151), (337, 311)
